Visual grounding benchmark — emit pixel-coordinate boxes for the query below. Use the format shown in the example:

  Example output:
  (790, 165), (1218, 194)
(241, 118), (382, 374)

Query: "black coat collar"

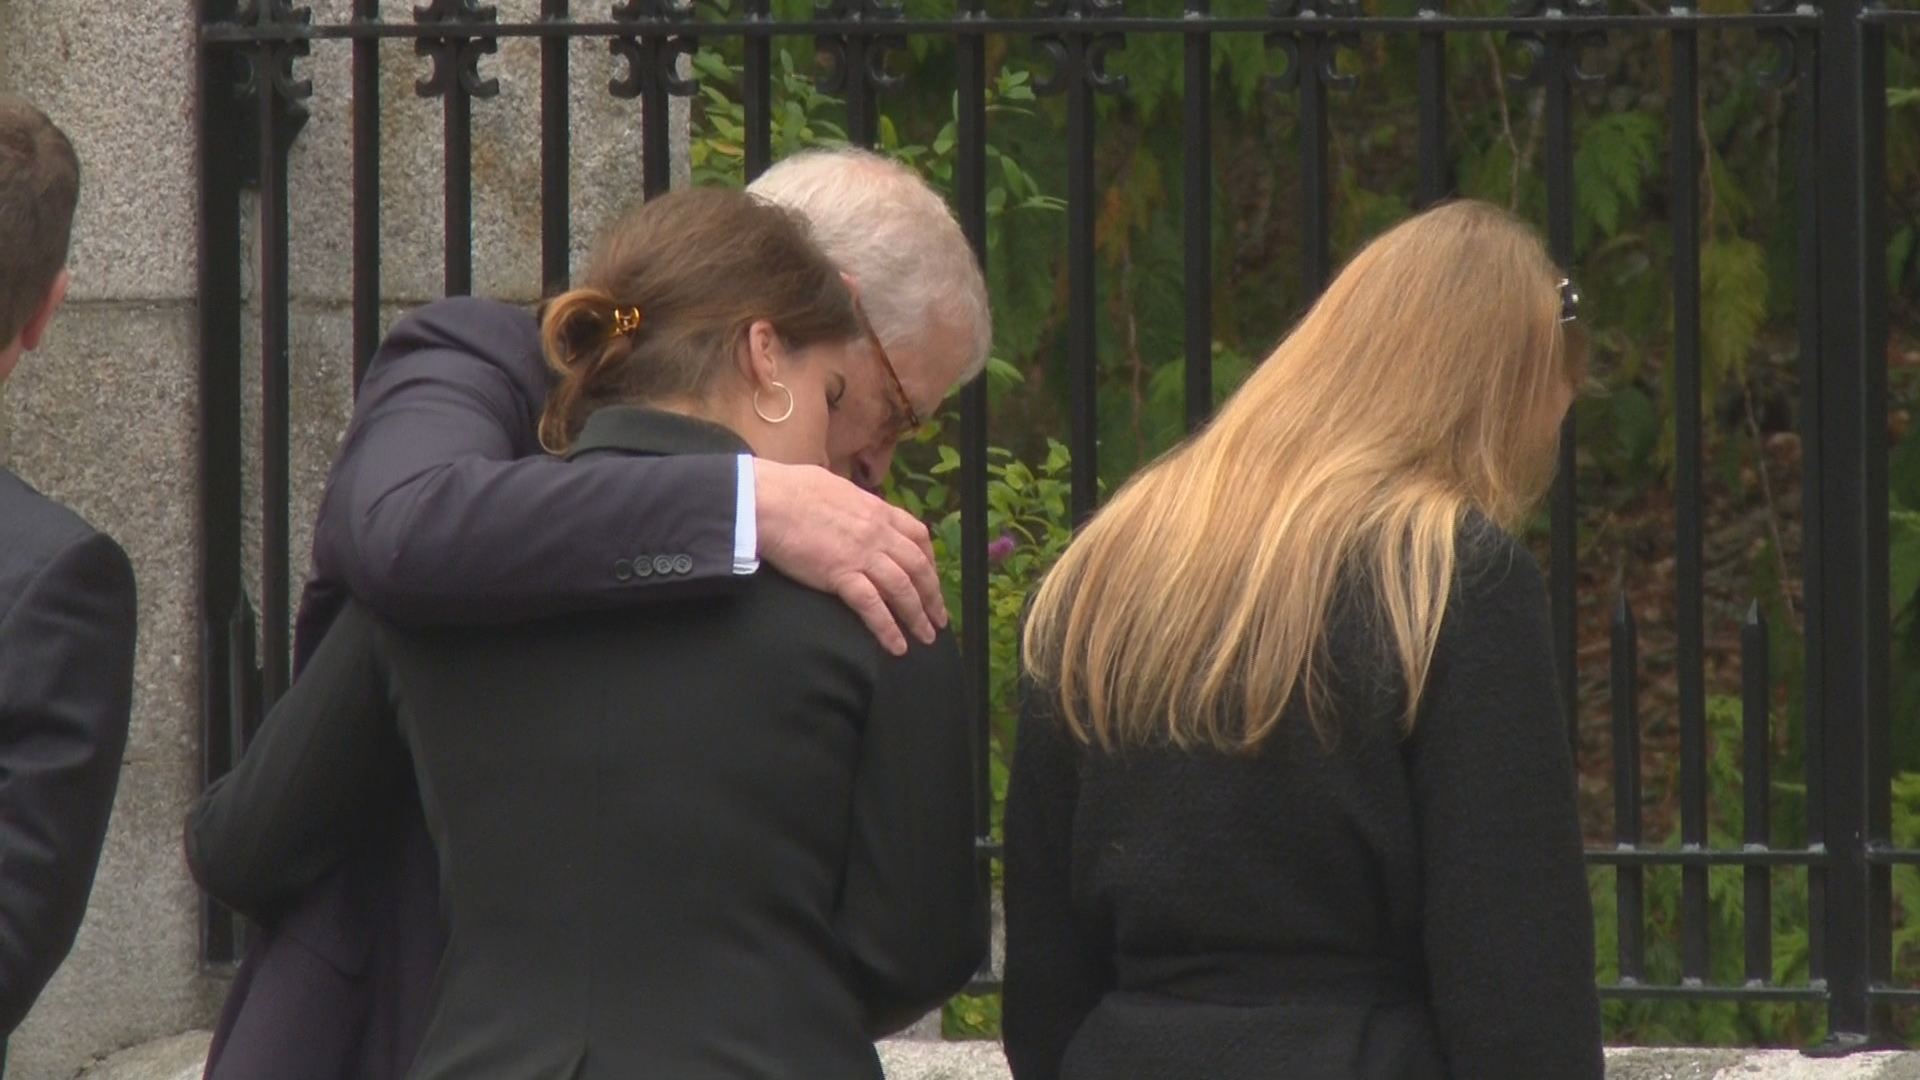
(565, 406), (752, 460)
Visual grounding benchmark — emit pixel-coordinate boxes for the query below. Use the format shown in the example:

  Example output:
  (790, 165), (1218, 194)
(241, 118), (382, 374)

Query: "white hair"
(747, 148), (992, 387)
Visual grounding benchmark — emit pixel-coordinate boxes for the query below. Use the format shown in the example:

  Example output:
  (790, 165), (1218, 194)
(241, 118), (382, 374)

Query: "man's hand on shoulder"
(753, 460), (947, 656)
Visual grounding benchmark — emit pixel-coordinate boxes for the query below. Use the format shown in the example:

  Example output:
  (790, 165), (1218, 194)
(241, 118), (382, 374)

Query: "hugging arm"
(187, 604), (411, 923)
(313, 320), (739, 632)
(835, 631), (986, 1036)
(310, 298), (942, 656)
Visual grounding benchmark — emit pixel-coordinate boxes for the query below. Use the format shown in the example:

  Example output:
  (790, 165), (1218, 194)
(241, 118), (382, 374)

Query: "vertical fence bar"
(1065, 31), (1100, 524)
(1744, 602), (1774, 985)
(196, 0), (245, 967)
(351, 0), (381, 388)
(417, 4), (497, 295)
(1612, 594), (1645, 983)
(1794, 27), (1826, 991)
(256, 39), (293, 709)
(642, 30), (673, 197)
(955, 0), (995, 988)
(1669, 10), (1709, 986)
(1814, 0), (1882, 1042)
(1859, 5), (1892, 1034)
(542, 0), (571, 290)
(1182, 0), (1212, 431)
(1542, 8), (1578, 751)
(743, 0), (773, 181)
(1414, 0), (1446, 206)
(444, 65), (475, 294)
(1297, 22), (1331, 296)
(610, 2), (685, 198)
(842, 1), (880, 148)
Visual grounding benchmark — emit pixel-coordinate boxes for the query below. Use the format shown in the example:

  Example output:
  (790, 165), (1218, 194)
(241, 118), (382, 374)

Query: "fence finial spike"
(1612, 589), (1634, 628)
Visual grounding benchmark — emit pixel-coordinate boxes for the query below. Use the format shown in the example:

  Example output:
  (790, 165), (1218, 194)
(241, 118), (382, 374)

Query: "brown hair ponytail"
(538, 286), (636, 454)
(535, 187), (861, 454)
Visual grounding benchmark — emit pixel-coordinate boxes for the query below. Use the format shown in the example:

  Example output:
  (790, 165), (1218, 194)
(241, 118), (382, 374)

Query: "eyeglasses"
(1559, 277), (1581, 323)
(853, 295), (923, 437)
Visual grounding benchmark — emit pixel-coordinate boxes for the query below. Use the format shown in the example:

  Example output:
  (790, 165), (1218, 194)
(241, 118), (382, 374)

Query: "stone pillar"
(0, 2), (685, 1075)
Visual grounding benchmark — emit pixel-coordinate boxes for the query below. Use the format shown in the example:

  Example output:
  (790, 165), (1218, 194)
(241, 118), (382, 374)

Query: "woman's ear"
(742, 318), (782, 389)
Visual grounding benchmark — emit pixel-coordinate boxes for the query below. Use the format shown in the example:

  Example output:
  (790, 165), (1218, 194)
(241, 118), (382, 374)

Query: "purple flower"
(987, 533), (1017, 564)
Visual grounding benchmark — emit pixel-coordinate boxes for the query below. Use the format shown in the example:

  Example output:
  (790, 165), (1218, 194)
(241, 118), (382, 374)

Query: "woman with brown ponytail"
(186, 187), (986, 1080)
(1002, 200), (1604, 1080)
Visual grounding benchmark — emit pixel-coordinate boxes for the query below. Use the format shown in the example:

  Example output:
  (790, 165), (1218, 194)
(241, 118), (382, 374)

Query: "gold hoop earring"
(754, 381), (795, 424)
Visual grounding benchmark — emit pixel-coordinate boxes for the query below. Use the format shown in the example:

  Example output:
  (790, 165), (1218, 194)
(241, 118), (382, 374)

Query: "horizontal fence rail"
(198, 0), (1907, 1049)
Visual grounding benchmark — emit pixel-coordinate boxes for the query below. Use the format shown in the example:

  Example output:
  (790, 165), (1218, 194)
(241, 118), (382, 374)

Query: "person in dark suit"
(200, 149), (993, 1080)
(188, 186), (985, 1078)
(1002, 201), (1604, 1080)
(0, 96), (137, 1064)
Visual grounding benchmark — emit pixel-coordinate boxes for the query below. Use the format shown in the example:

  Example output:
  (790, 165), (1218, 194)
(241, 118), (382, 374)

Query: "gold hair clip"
(610, 306), (644, 338)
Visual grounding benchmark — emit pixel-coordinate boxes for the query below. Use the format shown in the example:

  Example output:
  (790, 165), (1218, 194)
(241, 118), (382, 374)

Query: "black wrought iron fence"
(197, 0), (1914, 1048)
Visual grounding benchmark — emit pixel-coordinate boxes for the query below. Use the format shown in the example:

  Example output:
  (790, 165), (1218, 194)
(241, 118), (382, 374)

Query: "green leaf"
(1891, 226), (1916, 295)
(1894, 421), (1920, 512)
(1700, 237), (1769, 387)
(1894, 511), (1920, 617)
(1572, 112), (1660, 248)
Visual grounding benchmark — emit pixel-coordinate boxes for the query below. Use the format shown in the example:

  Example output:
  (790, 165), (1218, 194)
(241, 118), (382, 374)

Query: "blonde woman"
(1002, 200), (1602, 1080)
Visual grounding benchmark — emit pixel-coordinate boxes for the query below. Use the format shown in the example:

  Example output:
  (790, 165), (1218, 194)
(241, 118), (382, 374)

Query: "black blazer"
(190, 408), (987, 1080)
(1001, 520), (1602, 1080)
(0, 470), (136, 1056)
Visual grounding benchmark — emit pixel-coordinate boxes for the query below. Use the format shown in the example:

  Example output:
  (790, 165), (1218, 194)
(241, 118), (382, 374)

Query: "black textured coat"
(1002, 520), (1604, 1080)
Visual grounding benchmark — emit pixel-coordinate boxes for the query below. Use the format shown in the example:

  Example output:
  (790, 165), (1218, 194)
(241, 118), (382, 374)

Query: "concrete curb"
(68, 1031), (1920, 1080)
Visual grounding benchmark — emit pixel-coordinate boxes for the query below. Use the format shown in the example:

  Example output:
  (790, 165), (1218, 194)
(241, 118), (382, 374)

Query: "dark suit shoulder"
(749, 570), (962, 678)
(372, 297), (545, 389)
(0, 471), (124, 620)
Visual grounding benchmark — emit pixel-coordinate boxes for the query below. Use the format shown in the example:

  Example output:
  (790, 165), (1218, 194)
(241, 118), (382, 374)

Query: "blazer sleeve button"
(653, 555), (676, 577)
(633, 555), (654, 578)
(614, 559), (633, 582)
(672, 554), (694, 575)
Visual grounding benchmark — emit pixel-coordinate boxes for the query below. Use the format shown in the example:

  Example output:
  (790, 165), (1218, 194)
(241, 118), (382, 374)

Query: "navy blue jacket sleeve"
(0, 531), (135, 1035)
(303, 298), (741, 641)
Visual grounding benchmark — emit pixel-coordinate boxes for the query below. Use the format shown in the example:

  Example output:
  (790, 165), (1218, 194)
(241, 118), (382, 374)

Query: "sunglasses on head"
(1559, 277), (1580, 324)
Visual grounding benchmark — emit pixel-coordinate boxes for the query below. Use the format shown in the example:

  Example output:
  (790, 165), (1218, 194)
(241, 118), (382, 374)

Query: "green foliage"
(1700, 238), (1769, 390)
(686, 50), (847, 180)
(1574, 112), (1661, 252)
(943, 992), (1003, 1039)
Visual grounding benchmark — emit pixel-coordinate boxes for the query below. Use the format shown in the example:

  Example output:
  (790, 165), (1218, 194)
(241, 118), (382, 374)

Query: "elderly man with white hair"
(200, 147), (993, 1080)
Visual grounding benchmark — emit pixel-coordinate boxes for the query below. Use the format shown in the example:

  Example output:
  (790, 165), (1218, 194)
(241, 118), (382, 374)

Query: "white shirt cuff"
(733, 454), (760, 575)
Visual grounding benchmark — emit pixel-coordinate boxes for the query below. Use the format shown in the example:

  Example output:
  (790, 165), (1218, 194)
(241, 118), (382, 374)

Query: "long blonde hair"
(1022, 199), (1584, 752)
